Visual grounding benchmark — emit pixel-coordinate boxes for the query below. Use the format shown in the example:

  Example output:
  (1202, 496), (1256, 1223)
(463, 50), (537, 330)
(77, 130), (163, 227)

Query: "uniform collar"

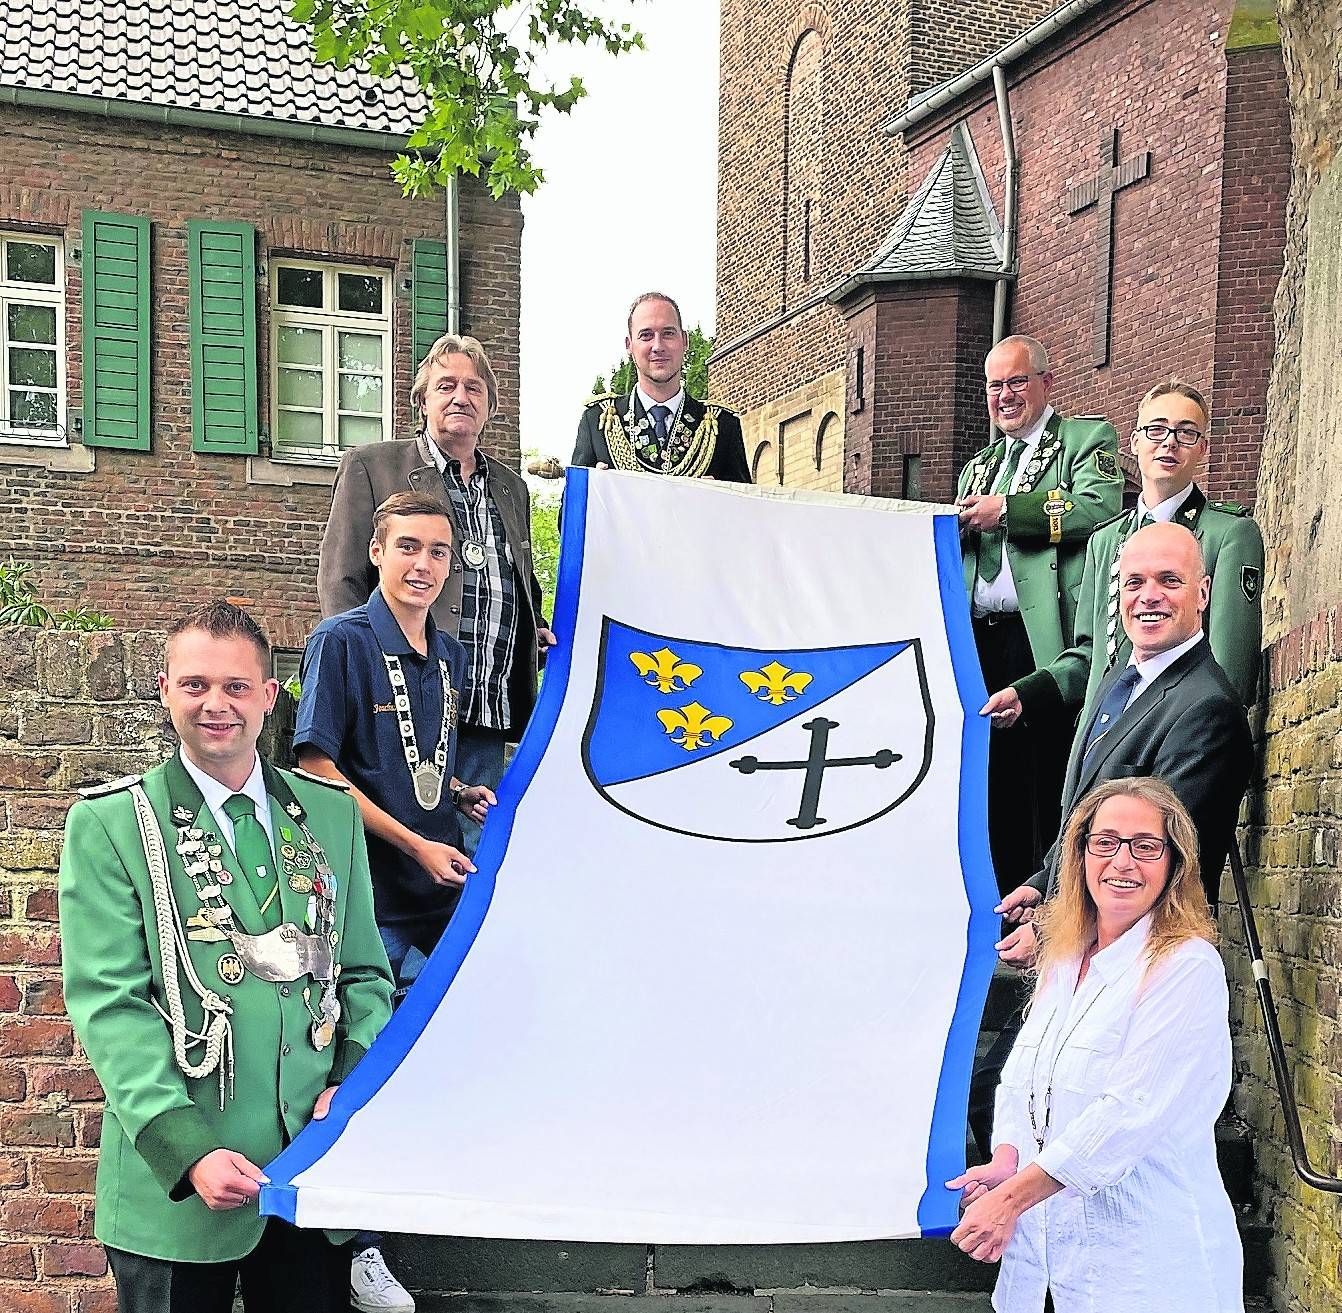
(1137, 481), (1197, 522)
(1002, 404), (1054, 454)
(179, 747), (266, 816)
(424, 433), (488, 483)
(367, 586), (437, 658)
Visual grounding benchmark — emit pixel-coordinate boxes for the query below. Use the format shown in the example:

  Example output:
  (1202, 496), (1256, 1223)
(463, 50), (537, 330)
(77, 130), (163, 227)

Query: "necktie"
(223, 793), (280, 929)
(649, 404), (671, 443)
(1103, 512), (1155, 668)
(1082, 665), (1143, 757)
(977, 439), (1026, 584)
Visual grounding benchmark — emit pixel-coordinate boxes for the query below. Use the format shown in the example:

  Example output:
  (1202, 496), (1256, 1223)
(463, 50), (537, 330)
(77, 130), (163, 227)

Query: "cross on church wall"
(1064, 127), (1153, 368)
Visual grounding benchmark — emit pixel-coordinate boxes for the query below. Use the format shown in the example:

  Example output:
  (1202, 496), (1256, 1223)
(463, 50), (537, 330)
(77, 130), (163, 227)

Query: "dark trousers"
(973, 613), (1069, 895)
(455, 724), (509, 856)
(107, 1221), (351, 1313)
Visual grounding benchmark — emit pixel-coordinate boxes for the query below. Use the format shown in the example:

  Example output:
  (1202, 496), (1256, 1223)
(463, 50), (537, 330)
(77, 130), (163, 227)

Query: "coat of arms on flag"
(583, 619), (933, 841)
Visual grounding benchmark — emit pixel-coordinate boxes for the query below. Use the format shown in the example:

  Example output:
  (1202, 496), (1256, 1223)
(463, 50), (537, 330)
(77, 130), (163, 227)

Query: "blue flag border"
(259, 472), (997, 1242)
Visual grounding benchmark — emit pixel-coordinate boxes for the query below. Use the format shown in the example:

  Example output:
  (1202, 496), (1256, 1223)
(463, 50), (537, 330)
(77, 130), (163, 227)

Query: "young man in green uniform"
(957, 334), (1123, 891)
(59, 601), (394, 1313)
(982, 378), (1264, 734)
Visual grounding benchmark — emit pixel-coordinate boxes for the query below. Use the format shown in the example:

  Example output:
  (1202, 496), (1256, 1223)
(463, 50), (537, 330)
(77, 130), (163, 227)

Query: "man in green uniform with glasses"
(59, 600), (393, 1312)
(983, 378), (1264, 732)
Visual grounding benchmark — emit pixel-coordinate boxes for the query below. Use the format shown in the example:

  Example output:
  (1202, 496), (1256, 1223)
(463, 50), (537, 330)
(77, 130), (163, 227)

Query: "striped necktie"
(977, 439), (1026, 584)
(1104, 511), (1154, 668)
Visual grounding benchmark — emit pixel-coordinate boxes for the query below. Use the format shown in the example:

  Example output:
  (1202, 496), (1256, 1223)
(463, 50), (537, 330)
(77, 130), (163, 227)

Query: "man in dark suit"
(966, 521), (1252, 1154)
(572, 292), (751, 482)
(997, 521), (1253, 960)
(318, 335), (555, 856)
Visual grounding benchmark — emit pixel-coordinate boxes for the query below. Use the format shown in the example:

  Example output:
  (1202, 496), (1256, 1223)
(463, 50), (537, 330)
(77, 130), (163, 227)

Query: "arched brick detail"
(782, 4), (832, 71)
(781, 8), (829, 312)
(815, 410), (838, 470)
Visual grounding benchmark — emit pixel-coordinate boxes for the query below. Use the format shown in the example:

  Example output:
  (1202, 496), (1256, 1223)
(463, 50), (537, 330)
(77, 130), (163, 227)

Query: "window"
(902, 454), (923, 502)
(1, 233), (64, 444)
(271, 260), (391, 461)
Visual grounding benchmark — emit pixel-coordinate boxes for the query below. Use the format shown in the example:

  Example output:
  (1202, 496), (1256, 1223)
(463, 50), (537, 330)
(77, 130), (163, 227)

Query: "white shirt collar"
(636, 384), (685, 420)
(1089, 913), (1155, 985)
(179, 748), (267, 820)
(1128, 629), (1205, 688)
(1136, 481), (1196, 522)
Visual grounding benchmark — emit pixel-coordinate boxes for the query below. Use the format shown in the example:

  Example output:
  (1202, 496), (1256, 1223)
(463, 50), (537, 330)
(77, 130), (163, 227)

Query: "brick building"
(0, 0), (523, 657)
(713, 0), (1289, 508)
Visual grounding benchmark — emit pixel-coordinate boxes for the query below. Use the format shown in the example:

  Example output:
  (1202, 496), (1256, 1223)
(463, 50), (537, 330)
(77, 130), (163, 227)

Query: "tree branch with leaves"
(294, 0), (644, 198)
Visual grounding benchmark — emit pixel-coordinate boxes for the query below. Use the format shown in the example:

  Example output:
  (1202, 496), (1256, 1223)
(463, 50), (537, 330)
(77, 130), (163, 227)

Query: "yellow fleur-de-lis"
(656, 702), (733, 751)
(739, 660), (813, 706)
(630, 646), (703, 694)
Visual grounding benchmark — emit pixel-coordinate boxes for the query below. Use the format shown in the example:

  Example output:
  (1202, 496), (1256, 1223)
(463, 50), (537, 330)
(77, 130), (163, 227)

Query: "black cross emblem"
(1065, 127), (1152, 367)
(730, 717), (901, 831)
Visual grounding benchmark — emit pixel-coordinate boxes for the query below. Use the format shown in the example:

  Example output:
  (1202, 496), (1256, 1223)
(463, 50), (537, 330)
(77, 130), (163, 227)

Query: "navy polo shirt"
(295, 588), (469, 932)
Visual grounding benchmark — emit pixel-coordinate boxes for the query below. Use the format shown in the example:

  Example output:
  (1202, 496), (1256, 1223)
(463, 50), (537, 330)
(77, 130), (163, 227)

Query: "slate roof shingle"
(831, 124), (1006, 301)
(0, 0), (431, 138)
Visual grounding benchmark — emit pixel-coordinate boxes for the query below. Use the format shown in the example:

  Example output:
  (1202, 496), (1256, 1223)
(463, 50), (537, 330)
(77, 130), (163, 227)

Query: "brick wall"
(897, 0), (1287, 500)
(1230, 609), (1342, 1313)
(842, 281), (995, 502)
(712, 0), (1050, 459)
(0, 628), (174, 1313)
(1209, 42), (1292, 509)
(0, 107), (523, 649)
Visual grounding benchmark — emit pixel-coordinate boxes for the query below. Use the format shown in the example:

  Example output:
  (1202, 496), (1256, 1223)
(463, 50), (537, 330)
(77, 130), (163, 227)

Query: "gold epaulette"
(78, 774), (142, 798)
(290, 767), (352, 791)
(702, 398), (738, 415)
(584, 392), (617, 407)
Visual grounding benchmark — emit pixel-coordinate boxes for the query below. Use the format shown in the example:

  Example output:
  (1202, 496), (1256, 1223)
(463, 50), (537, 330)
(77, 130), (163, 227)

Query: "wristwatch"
(449, 782), (466, 810)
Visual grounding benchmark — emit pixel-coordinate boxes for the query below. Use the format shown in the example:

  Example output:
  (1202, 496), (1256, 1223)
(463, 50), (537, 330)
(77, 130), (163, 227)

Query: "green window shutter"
(81, 210), (152, 450)
(187, 220), (258, 454)
(412, 238), (449, 367)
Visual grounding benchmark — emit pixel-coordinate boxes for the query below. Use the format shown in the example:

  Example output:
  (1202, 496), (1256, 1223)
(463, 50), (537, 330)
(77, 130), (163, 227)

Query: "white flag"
(261, 469), (998, 1242)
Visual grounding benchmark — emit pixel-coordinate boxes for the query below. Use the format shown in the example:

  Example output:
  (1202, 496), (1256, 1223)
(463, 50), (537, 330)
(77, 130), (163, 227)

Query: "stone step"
(416, 1297), (993, 1313)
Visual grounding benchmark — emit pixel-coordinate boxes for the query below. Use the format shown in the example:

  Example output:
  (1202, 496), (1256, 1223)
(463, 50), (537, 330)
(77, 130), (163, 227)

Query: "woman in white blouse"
(947, 776), (1242, 1312)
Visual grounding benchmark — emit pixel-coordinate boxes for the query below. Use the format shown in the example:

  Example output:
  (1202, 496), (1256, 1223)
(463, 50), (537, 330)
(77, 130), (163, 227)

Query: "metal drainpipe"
(445, 173), (461, 334)
(989, 62), (1018, 445)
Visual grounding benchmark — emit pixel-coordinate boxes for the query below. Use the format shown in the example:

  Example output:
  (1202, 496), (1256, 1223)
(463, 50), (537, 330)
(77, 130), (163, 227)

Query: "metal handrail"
(1227, 838), (1342, 1192)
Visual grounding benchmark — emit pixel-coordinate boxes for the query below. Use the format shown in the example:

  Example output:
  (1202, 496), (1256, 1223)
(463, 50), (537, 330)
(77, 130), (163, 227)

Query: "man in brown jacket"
(317, 334), (555, 854)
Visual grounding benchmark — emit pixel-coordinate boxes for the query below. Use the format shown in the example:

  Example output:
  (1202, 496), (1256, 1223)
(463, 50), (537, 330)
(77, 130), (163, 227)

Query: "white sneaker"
(350, 1245), (416, 1313)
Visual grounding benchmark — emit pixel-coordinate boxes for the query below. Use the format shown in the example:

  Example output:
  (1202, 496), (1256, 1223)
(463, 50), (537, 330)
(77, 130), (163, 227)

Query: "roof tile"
(0, 0), (430, 137)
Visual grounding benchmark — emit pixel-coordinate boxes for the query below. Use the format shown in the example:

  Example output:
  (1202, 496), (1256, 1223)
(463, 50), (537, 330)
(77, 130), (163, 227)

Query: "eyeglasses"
(1134, 423), (1204, 447)
(986, 372), (1045, 396)
(1084, 833), (1168, 861)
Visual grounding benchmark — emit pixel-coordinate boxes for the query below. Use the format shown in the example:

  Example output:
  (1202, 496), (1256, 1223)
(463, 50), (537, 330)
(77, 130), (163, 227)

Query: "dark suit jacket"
(1027, 639), (1252, 905)
(316, 434), (546, 736)
(572, 391), (752, 482)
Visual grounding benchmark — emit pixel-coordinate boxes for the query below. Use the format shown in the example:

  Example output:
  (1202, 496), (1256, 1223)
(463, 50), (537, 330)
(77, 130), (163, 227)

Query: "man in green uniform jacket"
(60, 601), (393, 1312)
(983, 379), (1264, 735)
(957, 334), (1123, 890)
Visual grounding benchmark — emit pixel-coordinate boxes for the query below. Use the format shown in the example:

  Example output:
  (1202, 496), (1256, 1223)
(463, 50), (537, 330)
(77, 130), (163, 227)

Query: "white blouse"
(990, 917), (1243, 1312)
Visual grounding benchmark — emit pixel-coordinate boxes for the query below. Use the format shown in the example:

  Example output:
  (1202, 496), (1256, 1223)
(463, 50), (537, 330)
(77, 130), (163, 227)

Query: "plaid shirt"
(439, 452), (519, 730)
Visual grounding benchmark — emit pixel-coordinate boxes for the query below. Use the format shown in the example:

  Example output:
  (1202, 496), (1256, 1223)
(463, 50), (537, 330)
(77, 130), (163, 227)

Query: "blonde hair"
(1032, 776), (1216, 998)
(410, 334), (499, 420)
(1139, 377), (1210, 426)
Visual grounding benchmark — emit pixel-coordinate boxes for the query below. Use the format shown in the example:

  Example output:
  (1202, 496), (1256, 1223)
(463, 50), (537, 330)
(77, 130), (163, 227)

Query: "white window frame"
(269, 258), (392, 464)
(1, 232), (66, 447)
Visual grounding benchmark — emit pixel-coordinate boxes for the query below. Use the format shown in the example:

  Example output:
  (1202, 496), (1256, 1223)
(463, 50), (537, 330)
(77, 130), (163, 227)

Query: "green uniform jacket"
(59, 756), (393, 1263)
(958, 412), (1123, 669)
(1015, 485), (1265, 720)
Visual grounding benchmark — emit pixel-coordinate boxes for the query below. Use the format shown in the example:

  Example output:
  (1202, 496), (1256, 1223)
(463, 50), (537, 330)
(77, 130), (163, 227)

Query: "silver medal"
(462, 540), (487, 569)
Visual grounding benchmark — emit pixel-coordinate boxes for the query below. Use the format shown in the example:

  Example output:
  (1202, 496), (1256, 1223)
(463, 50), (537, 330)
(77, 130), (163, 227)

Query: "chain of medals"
(598, 395), (718, 477)
(456, 464), (490, 571)
(966, 430), (1062, 498)
(382, 654), (457, 810)
(1027, 949), (1141, 1150)
(174, 805), (342, 1052)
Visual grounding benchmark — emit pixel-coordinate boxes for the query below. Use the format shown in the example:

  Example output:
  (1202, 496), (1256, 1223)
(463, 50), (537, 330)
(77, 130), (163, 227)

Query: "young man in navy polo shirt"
(295, 490), (494, 1313)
